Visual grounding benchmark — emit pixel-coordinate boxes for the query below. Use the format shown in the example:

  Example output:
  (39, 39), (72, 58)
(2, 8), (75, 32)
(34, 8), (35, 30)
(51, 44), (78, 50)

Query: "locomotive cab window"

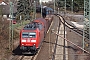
(22, 32), (28, 38)
(22, 32), (36, 38)
(29, 32), (36, 38)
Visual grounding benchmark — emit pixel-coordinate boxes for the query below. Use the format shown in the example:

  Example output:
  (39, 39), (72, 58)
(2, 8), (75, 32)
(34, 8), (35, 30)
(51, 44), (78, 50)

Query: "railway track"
(9, 53), (37, 60)
(56, 14), (90, 45)
(51, 14), (61, 60)
(55, 14), (89, 39)
(51, 14), (90, 60)
(51, 14), (68, 60)
(9, 46), (42, 60)
(18, 55), (35, 60)
(9, 47), (39, 60)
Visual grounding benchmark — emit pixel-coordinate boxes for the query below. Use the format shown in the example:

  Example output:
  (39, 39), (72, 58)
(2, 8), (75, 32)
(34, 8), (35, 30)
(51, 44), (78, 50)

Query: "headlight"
(22, 40), (26, 42)
(31, 40), (36, 42)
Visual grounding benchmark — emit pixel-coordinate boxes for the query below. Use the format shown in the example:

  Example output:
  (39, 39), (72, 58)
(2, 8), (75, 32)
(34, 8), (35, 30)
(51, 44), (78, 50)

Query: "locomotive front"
(20, 18), (49, 54)
(20, 23), (40, 53)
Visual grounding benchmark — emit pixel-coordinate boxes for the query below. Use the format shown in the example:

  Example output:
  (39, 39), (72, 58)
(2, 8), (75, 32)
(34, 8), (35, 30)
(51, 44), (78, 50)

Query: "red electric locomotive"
(20, 6), (54, 54)
(20, 18), (48, 54)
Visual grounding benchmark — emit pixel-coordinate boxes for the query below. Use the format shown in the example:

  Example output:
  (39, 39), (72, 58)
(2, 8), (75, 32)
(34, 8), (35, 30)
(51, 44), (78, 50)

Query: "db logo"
(27, 38), (30, 42)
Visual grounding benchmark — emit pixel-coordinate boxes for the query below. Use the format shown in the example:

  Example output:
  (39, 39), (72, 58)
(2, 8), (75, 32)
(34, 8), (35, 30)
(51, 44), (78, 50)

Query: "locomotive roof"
(33, 18), (46, 26)
(23, 18), (46, 30)
(23, 22), (39, 30)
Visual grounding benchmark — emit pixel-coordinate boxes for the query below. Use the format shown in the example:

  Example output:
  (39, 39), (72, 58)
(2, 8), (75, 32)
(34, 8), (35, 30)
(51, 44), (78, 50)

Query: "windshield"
(22, 32), (36, 38)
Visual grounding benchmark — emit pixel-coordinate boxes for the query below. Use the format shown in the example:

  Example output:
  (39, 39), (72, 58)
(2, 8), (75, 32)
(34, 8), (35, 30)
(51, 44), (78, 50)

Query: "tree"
(17, 0), (32, 20)
(56, 0), (84, 11)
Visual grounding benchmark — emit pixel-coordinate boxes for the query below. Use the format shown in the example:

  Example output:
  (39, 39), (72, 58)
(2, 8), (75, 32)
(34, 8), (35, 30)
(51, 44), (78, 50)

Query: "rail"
(55, 14), (89, 39)
(51, 30), (90, 54)
(51, 15), (61, 60)
(51, 14), (90, 60)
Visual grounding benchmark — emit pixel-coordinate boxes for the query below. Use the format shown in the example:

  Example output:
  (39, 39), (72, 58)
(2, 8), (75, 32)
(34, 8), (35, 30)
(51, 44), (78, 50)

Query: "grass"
(13, 20), (30, 29)
(12, 20), (31, 33)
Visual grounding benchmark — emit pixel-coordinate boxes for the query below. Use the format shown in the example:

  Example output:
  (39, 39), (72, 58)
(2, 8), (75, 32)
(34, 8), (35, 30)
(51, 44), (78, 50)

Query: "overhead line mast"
(9, 1), (14, 50)
(83, 0), (90, 52)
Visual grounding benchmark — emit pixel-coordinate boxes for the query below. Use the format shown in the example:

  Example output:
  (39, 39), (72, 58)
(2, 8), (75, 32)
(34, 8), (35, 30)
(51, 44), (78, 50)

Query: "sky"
(40, 0), (52, 3)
